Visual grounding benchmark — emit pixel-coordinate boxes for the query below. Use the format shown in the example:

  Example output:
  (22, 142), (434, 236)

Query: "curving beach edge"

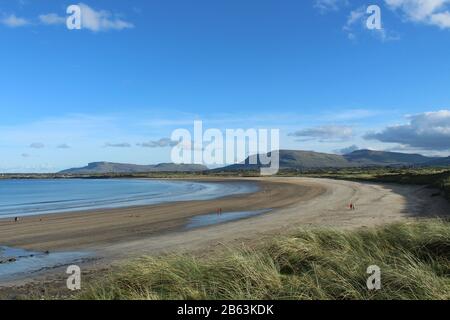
(1, 177), (449, 265)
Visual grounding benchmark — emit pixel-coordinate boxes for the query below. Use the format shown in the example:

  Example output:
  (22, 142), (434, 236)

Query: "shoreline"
(0, 178), (318, 252)
(0, 177), (259, 219)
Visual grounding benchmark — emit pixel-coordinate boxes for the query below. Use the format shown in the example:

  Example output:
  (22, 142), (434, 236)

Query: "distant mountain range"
(342, 149), (436, 166)
(59, 162), (208, 174)
(217, 149), (450, 171)
(59, 150), (450, 174)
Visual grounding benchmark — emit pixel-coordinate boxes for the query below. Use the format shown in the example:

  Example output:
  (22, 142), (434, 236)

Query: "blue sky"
(1, 0), (450, 172)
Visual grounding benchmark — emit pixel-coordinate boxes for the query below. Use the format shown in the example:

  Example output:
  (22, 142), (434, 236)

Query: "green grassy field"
(304, 168), (450, 200)
(78, 219), (450, 300)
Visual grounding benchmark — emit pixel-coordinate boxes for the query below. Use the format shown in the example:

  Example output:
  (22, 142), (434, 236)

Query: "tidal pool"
(0, 245), (91, 282)
(185, 209), (272, 230)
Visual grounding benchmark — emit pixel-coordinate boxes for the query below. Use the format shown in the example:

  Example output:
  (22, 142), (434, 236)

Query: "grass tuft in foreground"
(79, 219), (450, 300)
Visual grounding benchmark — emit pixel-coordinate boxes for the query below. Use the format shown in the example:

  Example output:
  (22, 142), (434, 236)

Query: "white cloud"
(385, 0), (450, 29)
(343, 7), (399, 42)
(30, 142), (45, 149)
(137, 138), (179, 148)
(78, 3), (134, 32)
(0, 14), (29, 27)
(38, 3), (134, 31)
(429, 10), (450, 27)
(39, 13), (66, 25)
(347, 7), (366, 26)
(343, 7), (366, 39)
(334, 144), (359, 154)
(383, 144), (450, 157)
(289, 125), (353, 141)
(314, 0), (349, 12)
(0, 113), (177, 172)
(365, 110), (450, 150)
(104, 142), (131, 148)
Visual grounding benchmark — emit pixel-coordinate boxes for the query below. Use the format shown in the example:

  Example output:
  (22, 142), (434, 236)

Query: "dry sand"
(98, 177), (450, 261)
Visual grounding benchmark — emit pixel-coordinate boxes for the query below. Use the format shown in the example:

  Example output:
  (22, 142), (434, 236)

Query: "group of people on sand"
(349, 203), (356, 210)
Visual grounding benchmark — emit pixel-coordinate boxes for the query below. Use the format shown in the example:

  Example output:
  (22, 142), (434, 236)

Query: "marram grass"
(79, 219), (450, 300)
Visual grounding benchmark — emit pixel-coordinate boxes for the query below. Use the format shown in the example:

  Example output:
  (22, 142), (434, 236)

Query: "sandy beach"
(0, 178), (320, 252)
(96, 177), (450, 262)
(0, 177), (450, 298)
(1, 177), (449, 256)
(1, 176), (450, 292)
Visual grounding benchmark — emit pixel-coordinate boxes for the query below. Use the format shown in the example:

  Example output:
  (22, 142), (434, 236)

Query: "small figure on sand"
(14, 217), (19, 222)
(217, 208), (222, 216)
(349, 203), (356, 210)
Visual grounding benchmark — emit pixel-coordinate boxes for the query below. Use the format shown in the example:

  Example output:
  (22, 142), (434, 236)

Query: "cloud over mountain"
(365, 110), (450, 150)
(334, 144), (360, 155)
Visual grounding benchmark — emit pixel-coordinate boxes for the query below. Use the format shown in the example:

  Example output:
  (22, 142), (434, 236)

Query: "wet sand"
(0, 178), (322, 252)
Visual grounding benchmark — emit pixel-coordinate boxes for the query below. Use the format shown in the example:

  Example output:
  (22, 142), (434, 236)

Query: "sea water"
(0, 179), (258, 218)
